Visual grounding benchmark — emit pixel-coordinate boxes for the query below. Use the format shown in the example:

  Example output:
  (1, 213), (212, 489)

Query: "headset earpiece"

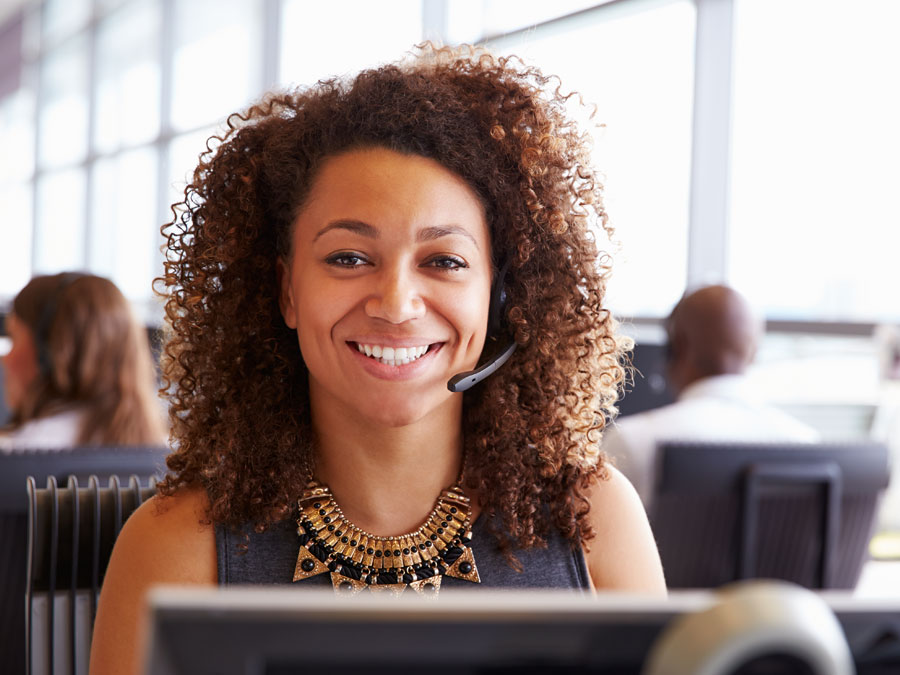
(447, 259), (517, 393)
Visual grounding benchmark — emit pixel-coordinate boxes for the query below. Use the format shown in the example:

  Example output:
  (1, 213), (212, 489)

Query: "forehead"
(292, 147), (490, 245)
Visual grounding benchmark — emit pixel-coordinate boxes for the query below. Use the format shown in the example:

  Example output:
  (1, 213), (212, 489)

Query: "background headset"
(446, 259), (517, 393)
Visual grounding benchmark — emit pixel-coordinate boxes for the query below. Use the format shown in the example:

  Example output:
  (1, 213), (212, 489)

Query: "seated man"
(604, 285), (818, 507)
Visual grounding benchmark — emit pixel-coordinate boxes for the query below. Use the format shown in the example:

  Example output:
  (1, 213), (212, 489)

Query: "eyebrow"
(313, 220), (377, 241)
(314, 220), (479, 249)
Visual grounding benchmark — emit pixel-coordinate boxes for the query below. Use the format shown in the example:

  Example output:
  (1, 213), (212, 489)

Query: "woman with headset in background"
(90, 45), (666, 674)
(0, 272), (167, 450)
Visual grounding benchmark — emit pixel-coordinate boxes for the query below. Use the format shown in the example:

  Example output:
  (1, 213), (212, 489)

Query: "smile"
(354, 343), (432, 367)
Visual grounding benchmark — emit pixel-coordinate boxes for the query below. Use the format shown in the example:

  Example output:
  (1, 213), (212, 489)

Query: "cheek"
(291, 282), (352, 356)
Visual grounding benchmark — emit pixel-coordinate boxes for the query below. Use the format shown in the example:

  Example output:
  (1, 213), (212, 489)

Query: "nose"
(365, 267), (426, 324)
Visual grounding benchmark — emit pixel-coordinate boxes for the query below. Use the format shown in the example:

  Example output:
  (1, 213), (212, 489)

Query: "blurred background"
(0, 0), (898, 542)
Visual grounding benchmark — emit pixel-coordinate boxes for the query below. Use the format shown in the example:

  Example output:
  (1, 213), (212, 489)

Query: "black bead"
(327, 524), (335, 532)
(367, 548), (374, 555)
(403, 548), (410, 555)
(335, 530), (342, 537)
(437, 528), (444, 534)
(459, 561), (473, 575)
(419, 544), (426, 550)
(446, 515), (453, 522)
(301, 558), (316, 572)
(450, 507), (458, 513)
(440, 521), (448, 528)
(314, 503), (321, 509)
(341, 536), (349, 543)
(425, 541), (433, 547)
(430, 534), (437, 541)
(350, 540), (357, 547)
(375, 550), (383, 558)
(384, 550), (392, 557)
(423, 582), (437, 595)
(394, 550), (401, 557)
(319, 509), (326, 515)
(358, 545), (366, 552)
(338, 580), (353, 591)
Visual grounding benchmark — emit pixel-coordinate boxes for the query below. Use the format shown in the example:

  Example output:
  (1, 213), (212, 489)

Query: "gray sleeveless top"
(216, 513), (591, 590)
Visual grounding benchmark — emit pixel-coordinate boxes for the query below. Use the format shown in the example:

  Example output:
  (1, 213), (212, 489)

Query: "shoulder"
(90, 486), (217, 674)
(582, 465), (666, 595)
(111, 486), (217, 582)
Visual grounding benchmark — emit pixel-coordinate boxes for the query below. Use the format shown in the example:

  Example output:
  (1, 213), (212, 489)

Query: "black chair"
(0, 446), (168, 675)
(650, 441), (891, 590)
(26, 474), (159, 675)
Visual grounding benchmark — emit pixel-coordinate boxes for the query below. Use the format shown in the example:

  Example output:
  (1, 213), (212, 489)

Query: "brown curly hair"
(157, 45), (627, 554)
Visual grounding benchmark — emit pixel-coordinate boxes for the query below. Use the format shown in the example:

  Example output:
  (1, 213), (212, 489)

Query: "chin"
(355, 391), (453, 429)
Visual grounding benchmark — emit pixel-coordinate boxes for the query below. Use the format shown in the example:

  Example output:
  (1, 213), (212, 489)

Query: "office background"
(1, 0), (898, 536)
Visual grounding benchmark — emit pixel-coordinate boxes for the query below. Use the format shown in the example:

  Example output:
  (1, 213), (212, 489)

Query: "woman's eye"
(425, 255), (468, 270)
(326, 253), (368, 267)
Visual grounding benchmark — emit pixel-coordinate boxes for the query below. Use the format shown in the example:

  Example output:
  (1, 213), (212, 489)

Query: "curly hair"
(157, 45), (628, 554)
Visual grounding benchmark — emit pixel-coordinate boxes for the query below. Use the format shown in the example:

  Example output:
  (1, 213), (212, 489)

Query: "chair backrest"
(650, 441), (891, 590)
(0, 446), (168, 675)
(26, 474), (158, 675)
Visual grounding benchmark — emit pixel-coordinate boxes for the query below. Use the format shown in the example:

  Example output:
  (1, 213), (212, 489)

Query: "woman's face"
(2, 313), (40, 412)
(279, 147), (492, 428)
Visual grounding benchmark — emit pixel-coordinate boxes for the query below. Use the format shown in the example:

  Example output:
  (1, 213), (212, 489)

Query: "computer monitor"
(142, 587), (900, 675)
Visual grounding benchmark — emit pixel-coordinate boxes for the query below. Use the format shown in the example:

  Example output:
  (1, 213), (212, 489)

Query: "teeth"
(355, 342), (432, 366)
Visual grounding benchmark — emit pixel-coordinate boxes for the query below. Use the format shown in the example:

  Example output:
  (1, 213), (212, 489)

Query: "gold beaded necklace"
(292, 480), (480, 597)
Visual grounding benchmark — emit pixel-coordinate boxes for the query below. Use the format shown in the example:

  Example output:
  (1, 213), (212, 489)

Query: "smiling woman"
(279, 149), (492, 434)
(89, 44), (665, 674)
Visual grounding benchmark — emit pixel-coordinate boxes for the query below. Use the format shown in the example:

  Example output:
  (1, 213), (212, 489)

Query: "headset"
(33, 272), (88, 377)
(446, 260), (517, 393)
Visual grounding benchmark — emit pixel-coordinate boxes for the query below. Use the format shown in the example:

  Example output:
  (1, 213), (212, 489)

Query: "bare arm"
(584, 466), (667, 595)
(89, 488), (217, 675)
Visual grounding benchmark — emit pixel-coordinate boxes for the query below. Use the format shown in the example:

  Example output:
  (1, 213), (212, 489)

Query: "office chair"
(0, 446), (168, 675)
(650, 441), (891, 589)
(26, 474), (158, 675)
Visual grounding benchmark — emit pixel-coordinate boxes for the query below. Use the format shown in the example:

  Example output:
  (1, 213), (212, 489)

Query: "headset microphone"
(447, 338), (517, 392)
(447, 259), (517, 393)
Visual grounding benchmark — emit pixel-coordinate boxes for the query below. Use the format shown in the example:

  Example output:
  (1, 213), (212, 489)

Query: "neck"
(310, 395), (466, 537)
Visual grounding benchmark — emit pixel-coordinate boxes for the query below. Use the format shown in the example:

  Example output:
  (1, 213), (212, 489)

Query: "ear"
(276, 257), (297, 329)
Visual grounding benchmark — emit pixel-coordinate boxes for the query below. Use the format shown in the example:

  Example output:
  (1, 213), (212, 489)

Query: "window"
(489, 1), (696, 317)
(279, 0), (422, 86)
(729, 0), (900, 322)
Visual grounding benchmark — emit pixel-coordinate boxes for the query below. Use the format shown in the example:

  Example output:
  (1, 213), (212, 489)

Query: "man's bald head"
(665, 285), (762, 394)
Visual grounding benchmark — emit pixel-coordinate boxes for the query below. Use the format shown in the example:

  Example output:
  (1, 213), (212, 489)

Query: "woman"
(0, 272), (167, 449)
(91, 46), (665, 673)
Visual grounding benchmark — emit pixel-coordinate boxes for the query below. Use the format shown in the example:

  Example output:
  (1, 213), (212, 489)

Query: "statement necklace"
(293, 480), (480, 597)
